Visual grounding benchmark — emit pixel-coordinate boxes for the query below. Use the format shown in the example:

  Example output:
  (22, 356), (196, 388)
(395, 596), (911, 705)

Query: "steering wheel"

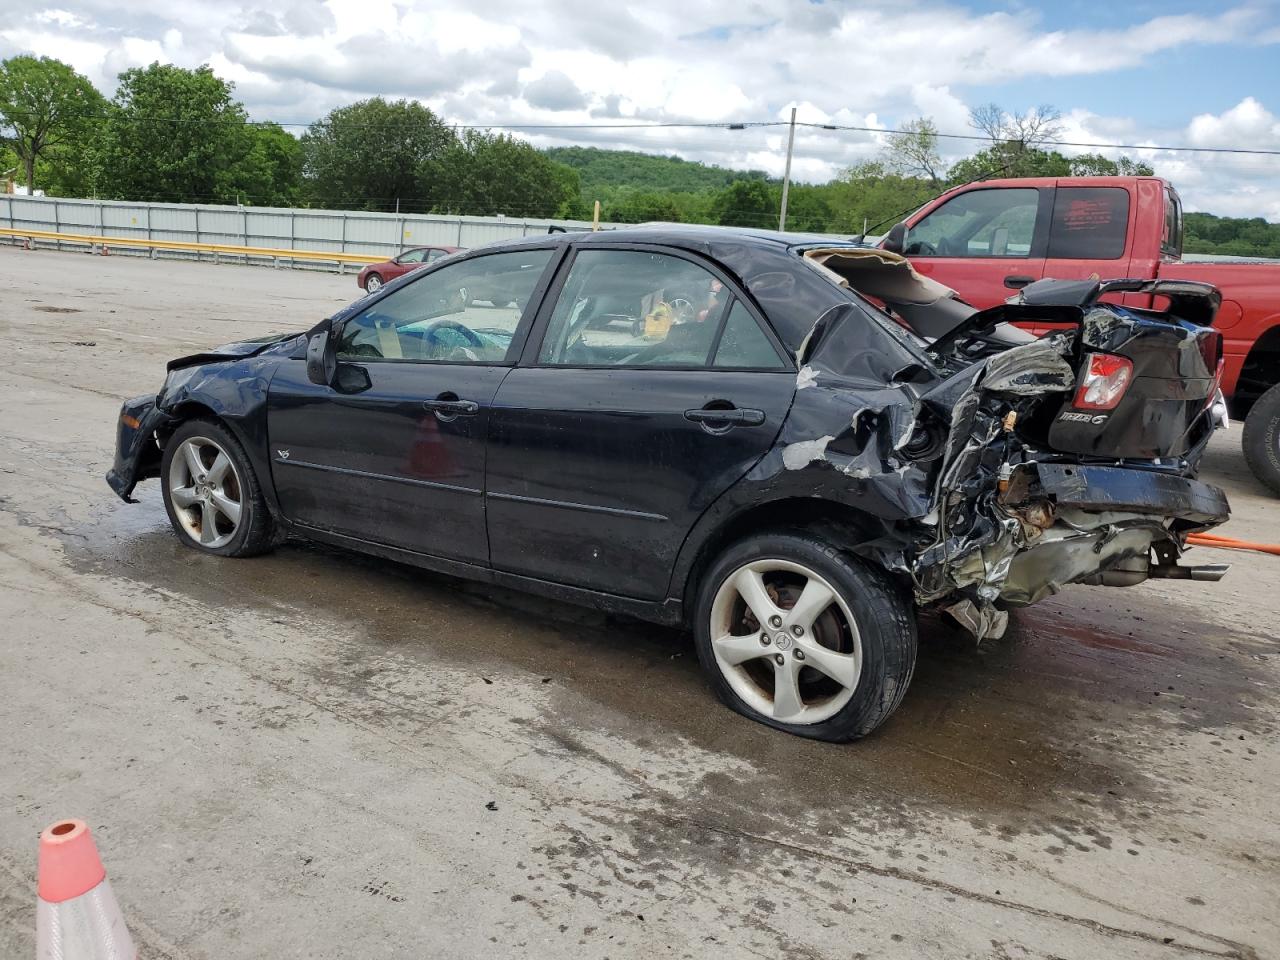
(669, 298), (696, 323)
(420, 319), (483, 348)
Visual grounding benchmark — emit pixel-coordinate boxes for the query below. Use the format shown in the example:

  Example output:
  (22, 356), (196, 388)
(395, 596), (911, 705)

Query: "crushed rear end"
(795, 251), (1230, 639)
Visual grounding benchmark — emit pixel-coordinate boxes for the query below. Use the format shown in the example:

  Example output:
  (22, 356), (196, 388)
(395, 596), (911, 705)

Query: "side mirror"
(306, 325), (337, 386)
(882, 222), (908, 254)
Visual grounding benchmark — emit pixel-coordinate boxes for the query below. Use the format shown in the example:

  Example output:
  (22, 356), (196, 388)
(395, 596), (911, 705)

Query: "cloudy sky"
(4, 0), (1280, 218)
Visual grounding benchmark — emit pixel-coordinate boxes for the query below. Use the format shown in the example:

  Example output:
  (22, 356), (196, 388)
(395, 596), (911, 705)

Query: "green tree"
(432, 130), (579, 218)
(1068, 152), (1155, 177)
(0, 55), (104, 193)
(883, 117), (945, 186)
(826, 161), (936, 235)
(302, 98), (454, 212)
(604, 188), (686, 223)
(100, 63), (253, 202)
(711, 179), (775, 227)
(225, 122), (303, 206)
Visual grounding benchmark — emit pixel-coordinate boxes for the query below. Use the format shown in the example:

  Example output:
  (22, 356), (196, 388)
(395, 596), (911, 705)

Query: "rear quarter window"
(1048, 187), (1130, 260)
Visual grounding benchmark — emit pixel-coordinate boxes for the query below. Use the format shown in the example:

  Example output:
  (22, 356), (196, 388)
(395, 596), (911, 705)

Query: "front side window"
(1048, 187), (1130, 260)
(396, 249), (426, 264)
(537, 250), (733, 368)
(905, 188), (1040, 258)
(1162, 187), (1183, 259)
(338, 249), (552, 363)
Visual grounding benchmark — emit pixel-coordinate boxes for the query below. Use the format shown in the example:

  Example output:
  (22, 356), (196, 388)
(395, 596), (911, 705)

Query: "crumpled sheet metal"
(803, 247), (956, 305)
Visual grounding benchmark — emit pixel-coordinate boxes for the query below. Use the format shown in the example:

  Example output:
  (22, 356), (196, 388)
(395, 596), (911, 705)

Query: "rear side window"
(1048, 187), (1130, 260)
(537, 249), (731, 368)
(713, 301), (787, 369)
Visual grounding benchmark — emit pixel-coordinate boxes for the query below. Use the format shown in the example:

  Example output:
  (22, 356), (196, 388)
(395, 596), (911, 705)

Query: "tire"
(1243, 382), (1280, 496)
(693, 530), (917, 742)
(160, 419), (276, 557)
(365, 273), (383, 293)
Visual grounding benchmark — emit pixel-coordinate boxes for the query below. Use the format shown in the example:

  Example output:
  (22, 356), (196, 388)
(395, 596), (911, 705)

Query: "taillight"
(1074, 353), (1133, 410)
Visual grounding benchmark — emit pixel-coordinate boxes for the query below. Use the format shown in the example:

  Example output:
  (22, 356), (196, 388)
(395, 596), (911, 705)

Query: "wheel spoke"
(795, 639), (858, 690)
(712, 633), (769, 667)
(733, 567), (779, 627)
(784, 578), (835, 633)
(182, 441), (205, 480)
(772, 660), (804, 721)
(199, 501), (219, 544)
(210, 491), (241, 526)
(207, 451), (232, 485)
(170, 485), (199, 507)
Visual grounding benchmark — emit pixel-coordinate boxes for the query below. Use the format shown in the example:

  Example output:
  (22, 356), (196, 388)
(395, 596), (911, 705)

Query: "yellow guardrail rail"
(0, 227), (387, 265)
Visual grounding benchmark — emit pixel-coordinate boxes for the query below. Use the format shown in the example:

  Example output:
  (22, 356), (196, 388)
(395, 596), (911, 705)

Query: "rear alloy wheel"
(365, 273), (384, 293)
(1242, 382), (1280, 496)
(694, 531), (917, 741)
(161, 419), (275, 557)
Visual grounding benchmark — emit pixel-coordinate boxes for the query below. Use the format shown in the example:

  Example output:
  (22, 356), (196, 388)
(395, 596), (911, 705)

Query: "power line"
(798, 121), (1280, 157)
(5, 107), (1280, 156)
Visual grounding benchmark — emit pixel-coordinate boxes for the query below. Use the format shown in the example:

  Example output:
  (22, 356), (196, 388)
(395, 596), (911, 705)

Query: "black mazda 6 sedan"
(109, 225), (1230, 740)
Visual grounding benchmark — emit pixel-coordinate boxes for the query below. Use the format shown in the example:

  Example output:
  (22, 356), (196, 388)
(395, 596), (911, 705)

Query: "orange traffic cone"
(36, 820), (135, 960)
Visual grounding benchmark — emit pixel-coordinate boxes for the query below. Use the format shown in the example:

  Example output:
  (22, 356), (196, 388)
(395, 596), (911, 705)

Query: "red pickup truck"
(881, 176), (1280, 493)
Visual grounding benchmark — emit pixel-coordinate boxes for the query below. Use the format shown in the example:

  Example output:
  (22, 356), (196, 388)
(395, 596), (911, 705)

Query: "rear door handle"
(684, 407), (766, 427)
(1004, 274), (1035, 289)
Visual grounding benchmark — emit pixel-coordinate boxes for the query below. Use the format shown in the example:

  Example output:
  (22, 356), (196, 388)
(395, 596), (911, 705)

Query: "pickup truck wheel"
(1243, 382), (1280, 495)
(693, 531), (917, 741)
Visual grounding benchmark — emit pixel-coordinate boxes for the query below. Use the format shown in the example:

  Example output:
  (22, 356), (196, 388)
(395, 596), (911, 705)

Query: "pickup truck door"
(901, 185), (1052, 309)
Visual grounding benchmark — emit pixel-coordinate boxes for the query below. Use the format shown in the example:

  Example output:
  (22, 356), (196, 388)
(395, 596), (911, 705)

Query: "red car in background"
(358, 246), (463, 293)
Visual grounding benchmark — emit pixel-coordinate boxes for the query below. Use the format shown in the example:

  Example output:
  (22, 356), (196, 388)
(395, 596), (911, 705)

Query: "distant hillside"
(545, 146), (773, 196)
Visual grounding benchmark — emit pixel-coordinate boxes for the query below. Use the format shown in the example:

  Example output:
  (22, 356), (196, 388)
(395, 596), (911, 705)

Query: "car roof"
(475, 224), (868, 353)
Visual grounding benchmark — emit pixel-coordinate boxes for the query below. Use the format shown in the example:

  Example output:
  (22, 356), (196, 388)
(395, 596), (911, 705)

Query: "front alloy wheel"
(168, 436), (243, 548)
(160, 418), (276, 557)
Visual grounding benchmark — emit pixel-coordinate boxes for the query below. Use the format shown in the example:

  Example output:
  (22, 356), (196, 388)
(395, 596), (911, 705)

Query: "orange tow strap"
(1187, 532), (1280, 556)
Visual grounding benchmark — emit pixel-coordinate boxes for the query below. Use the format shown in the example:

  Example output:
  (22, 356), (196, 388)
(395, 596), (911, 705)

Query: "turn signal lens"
(121, 414), (141, 429)
(1074, 353), (1133, 411)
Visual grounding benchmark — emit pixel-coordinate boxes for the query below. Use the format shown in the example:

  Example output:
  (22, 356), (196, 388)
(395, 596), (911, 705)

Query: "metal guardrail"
(0, 227), (386, 265)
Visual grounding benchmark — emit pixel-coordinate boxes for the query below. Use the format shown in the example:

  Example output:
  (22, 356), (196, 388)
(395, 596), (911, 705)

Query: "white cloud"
(0, 0), (1277, 218)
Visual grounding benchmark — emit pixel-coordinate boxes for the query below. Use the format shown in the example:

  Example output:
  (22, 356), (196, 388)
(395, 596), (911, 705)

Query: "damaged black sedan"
(107, 226), (1230, 741)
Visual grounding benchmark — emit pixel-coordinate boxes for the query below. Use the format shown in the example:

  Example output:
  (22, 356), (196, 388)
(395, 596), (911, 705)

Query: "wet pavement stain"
(45, 491), (1277, 840)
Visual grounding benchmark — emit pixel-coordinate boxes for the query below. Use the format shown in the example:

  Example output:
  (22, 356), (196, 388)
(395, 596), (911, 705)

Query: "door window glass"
(1161, 187), (1183, 259)
(538, 250), (730, 367)
(713, 301), (786, 369)
(905, 188), (1039, 258)
(338, 249), (552, 363)
(1048, 187), (1130, 260)
(396, 249), (426, 264)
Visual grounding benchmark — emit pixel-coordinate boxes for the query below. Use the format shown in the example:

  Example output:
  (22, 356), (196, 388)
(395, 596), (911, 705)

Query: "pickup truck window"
(905, 188), (1038, 258)
(1047, 187), (1130, 260)
(1163, 187), (1184, 259)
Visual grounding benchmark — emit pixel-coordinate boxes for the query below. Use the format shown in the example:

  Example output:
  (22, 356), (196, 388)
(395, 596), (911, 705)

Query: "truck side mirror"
(306, 323), (337, 386)
(882, 222), (908, 254)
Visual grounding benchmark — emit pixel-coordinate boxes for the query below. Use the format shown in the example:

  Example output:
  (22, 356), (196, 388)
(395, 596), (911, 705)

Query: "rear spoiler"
(1019, 277), (1222, 326)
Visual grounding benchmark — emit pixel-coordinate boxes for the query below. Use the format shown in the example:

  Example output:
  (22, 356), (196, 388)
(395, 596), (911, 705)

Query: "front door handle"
(1004, 274), (1035, 290)
(423, 394), (479, 419)
(684, 407), (766, 427)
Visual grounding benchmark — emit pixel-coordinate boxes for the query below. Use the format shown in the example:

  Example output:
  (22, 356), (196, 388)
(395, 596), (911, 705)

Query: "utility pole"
(778, 106), (797, 232)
